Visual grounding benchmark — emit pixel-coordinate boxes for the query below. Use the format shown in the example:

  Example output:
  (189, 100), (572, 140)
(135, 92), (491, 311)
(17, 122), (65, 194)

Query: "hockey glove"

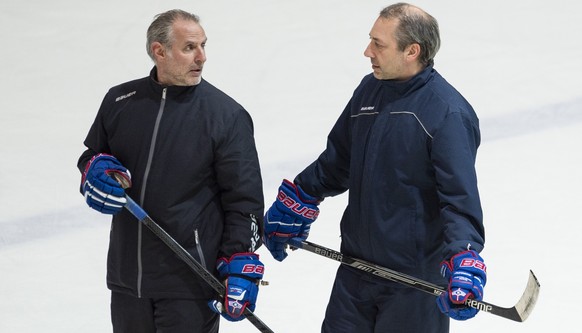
(208, 253), (264, 321)
(437, 250), (487, 320)
(263, 179), (320, 261)
(81, 153), (131, 215)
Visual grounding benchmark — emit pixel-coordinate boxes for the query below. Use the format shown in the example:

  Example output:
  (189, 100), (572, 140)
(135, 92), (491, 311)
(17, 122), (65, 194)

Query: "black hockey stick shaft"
(288, 238), (540, 322)
(123, 195), (275, 333)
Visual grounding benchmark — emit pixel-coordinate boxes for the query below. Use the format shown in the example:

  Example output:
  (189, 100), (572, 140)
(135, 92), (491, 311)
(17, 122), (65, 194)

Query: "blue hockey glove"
(437, 250), (487, 320)
(263, 180), (320, 261)
(81, 153), (131, 214)
(208, 253), (264, 321)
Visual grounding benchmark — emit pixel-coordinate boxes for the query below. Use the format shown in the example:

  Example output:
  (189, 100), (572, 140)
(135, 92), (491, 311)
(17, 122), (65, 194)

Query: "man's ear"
(151, 42), (166, 61)
(406, 43), (421, 61)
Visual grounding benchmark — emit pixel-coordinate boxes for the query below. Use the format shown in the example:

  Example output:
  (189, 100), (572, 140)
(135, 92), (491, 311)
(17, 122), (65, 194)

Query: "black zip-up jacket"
(78, 67), (264, 299)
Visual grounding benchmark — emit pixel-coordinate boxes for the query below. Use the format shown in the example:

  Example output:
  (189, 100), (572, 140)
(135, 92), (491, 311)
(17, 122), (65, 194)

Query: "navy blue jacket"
(296, 66), (484, 283)
(78, 68), (264, 299)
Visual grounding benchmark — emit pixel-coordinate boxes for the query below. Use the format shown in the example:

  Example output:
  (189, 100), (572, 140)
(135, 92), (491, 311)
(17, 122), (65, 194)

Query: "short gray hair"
(146, 9), (200, 61)
(380, 3), (440, 66)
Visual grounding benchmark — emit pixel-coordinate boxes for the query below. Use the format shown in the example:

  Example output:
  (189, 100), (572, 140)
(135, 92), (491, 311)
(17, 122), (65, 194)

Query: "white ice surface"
(1, 0), (581, 332)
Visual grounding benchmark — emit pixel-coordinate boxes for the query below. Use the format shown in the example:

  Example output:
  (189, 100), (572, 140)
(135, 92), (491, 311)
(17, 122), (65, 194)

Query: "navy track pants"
(321, 265), (449, 333)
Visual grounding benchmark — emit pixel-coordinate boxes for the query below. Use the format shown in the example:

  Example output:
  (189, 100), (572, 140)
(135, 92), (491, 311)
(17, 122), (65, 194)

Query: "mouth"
(190, 68), (203, 76)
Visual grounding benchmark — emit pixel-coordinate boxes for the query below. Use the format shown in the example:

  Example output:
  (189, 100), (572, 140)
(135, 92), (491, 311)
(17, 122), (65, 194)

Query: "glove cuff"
(441, 250), (486, 278)
(216, 253), (264, 280)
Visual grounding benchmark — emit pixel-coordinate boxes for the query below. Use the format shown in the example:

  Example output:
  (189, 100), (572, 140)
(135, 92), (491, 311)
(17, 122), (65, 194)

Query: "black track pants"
(111, 291), (220, 333)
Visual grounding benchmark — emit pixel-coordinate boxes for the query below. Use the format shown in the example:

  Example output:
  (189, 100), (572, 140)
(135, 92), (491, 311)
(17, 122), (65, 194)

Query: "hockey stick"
(121, 194), (274, 333)
(288, 238), (540, 322)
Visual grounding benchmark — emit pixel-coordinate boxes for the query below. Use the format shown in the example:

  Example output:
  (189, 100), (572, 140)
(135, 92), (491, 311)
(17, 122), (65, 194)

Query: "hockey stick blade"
(122, 195), (275, 333)
(288, 238), (540, 322)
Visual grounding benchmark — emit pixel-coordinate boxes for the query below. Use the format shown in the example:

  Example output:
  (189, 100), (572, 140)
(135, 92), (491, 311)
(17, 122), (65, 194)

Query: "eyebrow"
(369, 35), (385, 44)
(185, 37), (207, 46)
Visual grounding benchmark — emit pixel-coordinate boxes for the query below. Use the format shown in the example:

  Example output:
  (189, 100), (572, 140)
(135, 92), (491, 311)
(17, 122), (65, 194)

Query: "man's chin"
(181, 77), (202, 86)
(190, 74), (202, 85)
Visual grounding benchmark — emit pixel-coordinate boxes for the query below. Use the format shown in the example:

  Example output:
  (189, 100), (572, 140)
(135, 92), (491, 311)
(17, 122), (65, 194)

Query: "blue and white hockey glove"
(263, 180), (320, 261)
(208, 253), (264, 321)
(437, 250), (487, 320)
(81, 153), (131, 215)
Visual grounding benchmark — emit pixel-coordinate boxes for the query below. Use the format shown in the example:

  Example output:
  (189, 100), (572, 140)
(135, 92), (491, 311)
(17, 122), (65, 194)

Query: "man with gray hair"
(78, 9), (264, 332)
(263, 3), (486, 332)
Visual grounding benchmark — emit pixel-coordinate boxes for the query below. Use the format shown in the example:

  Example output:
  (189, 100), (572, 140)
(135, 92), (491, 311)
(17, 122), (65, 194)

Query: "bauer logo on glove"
(276, 186), (320, 220)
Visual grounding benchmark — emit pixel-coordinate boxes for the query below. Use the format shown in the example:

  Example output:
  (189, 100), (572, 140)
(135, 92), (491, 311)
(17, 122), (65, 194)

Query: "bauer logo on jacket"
(115, 91), (136, 102)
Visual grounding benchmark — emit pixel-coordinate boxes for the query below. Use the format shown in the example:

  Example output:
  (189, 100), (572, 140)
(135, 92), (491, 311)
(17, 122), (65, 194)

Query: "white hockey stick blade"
(513, 270), (540, 322)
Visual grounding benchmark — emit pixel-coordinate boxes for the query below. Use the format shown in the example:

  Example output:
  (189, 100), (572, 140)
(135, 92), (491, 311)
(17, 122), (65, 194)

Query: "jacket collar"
(148, 66), (201, 97)
(379, 65), (434, 100)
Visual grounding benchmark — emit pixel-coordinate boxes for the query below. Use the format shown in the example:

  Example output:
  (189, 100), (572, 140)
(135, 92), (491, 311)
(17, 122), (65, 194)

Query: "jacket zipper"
(136, 87), (167, 298)
(194, 229), (207, 269)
